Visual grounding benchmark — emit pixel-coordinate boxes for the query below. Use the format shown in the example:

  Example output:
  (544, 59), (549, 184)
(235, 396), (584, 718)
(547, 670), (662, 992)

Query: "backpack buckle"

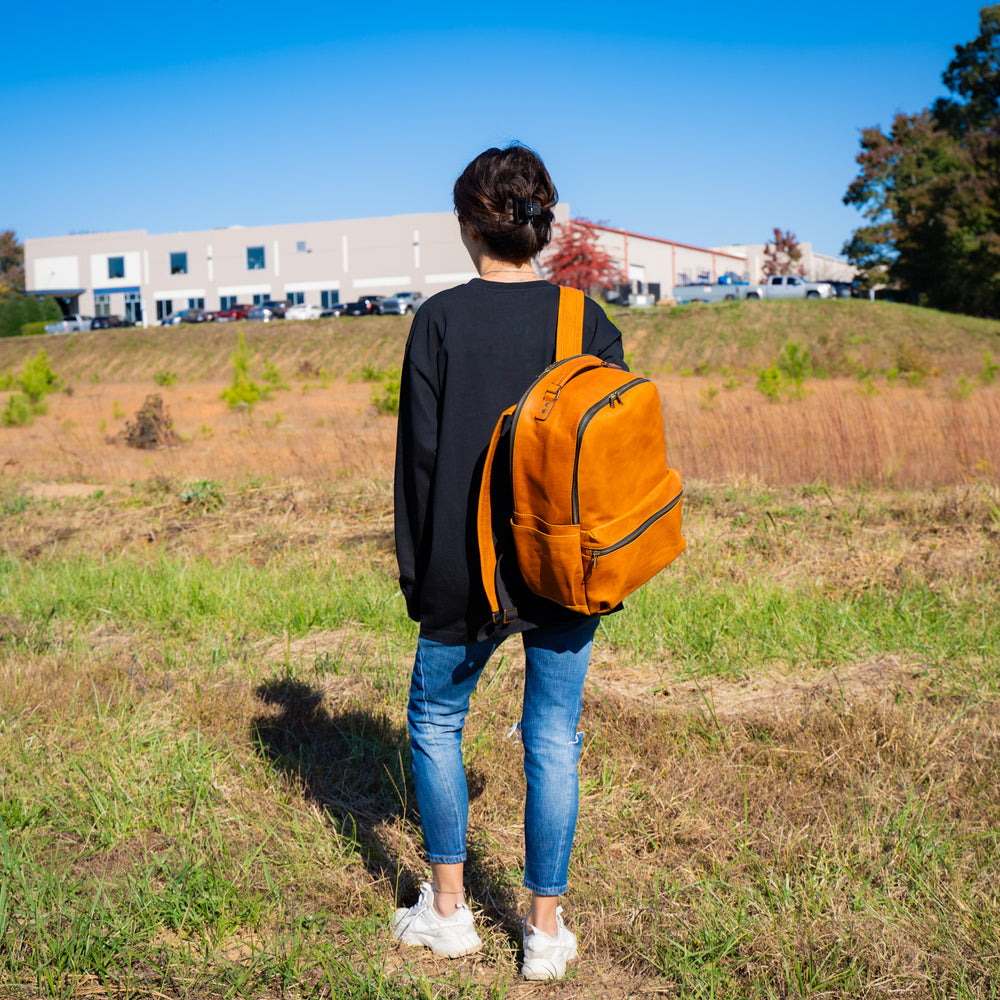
(493, 607), (518, 625)
(537, 385), (560, 421)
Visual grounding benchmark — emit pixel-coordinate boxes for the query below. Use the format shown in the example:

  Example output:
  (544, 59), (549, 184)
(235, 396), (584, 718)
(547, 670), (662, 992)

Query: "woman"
(392, 144), (625, 981)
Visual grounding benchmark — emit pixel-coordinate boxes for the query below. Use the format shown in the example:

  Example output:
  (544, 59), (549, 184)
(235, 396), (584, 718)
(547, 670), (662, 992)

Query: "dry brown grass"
(3, 374), (999, 490)
(1, 379), (395, 485)
(664, 376), (1000, 487)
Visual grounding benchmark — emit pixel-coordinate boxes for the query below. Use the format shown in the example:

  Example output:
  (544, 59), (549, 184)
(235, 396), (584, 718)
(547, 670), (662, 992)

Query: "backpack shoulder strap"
(477, 403), (518, 627)
(555, 286), (585, 360)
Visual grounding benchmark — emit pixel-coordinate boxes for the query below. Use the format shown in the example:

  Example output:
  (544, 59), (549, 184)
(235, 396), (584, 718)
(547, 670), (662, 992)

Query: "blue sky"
(2, 2), (987, 257)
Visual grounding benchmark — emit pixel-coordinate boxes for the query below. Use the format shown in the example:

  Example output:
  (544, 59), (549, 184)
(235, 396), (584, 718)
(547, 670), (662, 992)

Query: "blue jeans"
(407, 616), (600, 896)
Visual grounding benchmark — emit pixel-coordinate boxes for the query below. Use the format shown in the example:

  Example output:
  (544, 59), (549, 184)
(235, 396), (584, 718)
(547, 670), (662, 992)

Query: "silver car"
(378, 291), (424, 315)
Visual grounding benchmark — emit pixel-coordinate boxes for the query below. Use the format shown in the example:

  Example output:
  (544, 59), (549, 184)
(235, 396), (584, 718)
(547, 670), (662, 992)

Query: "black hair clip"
(512, 198), (542, 225)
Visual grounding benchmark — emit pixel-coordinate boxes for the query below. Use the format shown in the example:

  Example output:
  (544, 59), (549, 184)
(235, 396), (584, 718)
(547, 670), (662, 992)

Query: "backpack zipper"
(571, 378), (647, 523)
(586, 490), (683, 567)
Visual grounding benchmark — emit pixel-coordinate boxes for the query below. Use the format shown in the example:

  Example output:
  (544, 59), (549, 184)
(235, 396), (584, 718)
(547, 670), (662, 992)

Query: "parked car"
(214, 303), (250, 321)
(45, 314), (92, 334)
(743, 275), (835, 300)
(284, 303), (325, 320)
(320, 302), (346, 317)
(247, 300), (289, 321)
(160, 308), (213, 326)
(344, 296), (382, 316)
(378, 291), (424, 315)
(90, 315), (133, 330)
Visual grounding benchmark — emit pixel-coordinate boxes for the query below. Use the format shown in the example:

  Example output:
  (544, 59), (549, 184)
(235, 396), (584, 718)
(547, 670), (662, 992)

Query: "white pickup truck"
(672, 276), (751, 303)
(45, 313), (92, 334)
(744, 275), (834, 300)
(673, 273), (834, 303)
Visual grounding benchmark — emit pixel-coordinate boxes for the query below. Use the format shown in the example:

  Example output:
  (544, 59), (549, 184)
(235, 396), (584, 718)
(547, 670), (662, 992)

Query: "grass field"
(1, 300), (999, 998)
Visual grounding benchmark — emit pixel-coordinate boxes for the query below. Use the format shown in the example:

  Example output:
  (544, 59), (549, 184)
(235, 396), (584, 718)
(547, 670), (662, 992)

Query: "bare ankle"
(432, 886), (464, 918)
(527, 900), (559, 937)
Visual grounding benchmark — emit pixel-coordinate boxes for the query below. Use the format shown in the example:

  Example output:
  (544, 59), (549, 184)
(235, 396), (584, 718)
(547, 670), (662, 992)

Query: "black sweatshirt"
(393, 278), (626, 644)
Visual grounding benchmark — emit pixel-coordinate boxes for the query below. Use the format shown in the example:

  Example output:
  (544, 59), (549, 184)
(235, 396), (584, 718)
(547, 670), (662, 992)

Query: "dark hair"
(453, 144), (558, 263)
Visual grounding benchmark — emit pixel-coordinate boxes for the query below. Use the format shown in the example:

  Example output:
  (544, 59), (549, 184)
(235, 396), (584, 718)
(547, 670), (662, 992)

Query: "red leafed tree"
(762, 228), (806, 276)
(0, 230), (25, 300)
(543, 218), (622, 294)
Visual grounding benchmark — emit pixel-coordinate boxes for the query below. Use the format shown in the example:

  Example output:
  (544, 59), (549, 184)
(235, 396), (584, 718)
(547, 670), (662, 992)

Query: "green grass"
(1, 479), (999, 997)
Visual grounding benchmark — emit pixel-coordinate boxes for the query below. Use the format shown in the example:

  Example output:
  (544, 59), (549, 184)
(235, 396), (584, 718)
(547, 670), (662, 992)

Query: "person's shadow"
(250, 676), (524, 940)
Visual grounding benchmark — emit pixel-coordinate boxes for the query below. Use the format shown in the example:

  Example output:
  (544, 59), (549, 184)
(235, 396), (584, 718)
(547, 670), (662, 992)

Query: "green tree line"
(0, 294), (63, 338)
(844, 5), (1000, 317)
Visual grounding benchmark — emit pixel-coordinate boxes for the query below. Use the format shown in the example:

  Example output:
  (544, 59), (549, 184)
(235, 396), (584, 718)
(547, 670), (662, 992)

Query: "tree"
(0, 296), (28, 338)
(761, 228), (806, 276)
(543, 218), (623, 295)
(0, 295), (61, 338)
(0, 231), (25, 301)
(843, 6), (1000, 316)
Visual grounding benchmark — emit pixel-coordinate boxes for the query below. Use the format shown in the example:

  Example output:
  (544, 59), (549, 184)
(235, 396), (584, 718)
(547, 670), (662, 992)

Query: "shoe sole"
(395, 927), (483, 958)
(521, 946), (578, 980)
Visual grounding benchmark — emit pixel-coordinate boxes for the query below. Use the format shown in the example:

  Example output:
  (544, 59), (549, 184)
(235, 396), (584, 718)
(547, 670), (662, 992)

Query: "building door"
(125, 292), (142, 324)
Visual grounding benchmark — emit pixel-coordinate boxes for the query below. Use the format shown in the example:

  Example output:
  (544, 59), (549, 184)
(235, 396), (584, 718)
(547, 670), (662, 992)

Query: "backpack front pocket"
(511, 512), (588, 613)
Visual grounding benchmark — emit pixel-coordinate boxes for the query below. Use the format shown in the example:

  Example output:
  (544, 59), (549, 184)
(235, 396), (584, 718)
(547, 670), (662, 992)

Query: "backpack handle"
(477, 286), (585, 627)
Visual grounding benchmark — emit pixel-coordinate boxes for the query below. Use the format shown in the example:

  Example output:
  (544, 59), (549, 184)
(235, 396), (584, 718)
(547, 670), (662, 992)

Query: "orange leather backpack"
(477, 286), (685, 626)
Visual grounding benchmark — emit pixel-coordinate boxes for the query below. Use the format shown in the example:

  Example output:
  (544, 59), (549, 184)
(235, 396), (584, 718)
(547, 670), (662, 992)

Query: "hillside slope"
(1, 300), (998, 386)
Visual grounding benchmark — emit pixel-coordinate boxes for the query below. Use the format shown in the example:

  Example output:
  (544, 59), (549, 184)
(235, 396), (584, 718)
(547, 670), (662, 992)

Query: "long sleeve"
(393, 319), (440, 620)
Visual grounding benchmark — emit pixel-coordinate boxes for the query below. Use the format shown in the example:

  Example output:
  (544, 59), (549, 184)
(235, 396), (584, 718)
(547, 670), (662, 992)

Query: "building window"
(320, 290), (339, 308)
(170, 252), (188, 275)
(287, 291), (304, 305)
(247, 246), (266, 270)
(253, 293), (267, 305)
(95, 293), (111, 317)
(296, 240), (307, 252)
(220, 295), (237, 309)
(188, 297), (205, 309)
(156, 300), (173, 320)
(108, 256), (125, 279)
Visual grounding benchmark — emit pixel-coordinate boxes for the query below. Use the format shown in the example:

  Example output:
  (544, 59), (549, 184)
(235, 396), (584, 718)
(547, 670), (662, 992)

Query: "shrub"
(180, 479), (225, 511)
(1, 392), (34, 427)
(120, 394), (181, 449)
(756, 365), (785, 401)
(371, 367), (401, 416)
(221, 328), (266, 409)
(40, 297), (62, 322)
(221, 377), (263, 408)
(20, 321), (48, 337)
(152, 369), (177, 386)
(261, 360), (288, 390)
(980, 352), (999, 385)
(777, 340), (812, 382)
(19, 349), (61, 403)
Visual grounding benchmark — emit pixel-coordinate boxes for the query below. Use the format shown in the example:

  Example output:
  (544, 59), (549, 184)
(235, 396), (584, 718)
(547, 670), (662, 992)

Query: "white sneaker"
(521, 906), (578, 980)
(391, 882), (482, 958)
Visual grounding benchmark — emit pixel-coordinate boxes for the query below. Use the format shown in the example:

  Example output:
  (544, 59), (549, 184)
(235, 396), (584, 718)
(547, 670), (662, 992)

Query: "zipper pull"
(608, 391), (622, 408)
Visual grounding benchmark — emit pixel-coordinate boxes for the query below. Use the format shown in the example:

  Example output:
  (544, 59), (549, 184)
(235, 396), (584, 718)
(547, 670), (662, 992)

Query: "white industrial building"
(24, 209), (853, 323)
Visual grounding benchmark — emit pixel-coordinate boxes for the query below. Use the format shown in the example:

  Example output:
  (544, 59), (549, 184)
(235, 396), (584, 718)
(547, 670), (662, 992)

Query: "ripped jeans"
(406, 615), (600, 896)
